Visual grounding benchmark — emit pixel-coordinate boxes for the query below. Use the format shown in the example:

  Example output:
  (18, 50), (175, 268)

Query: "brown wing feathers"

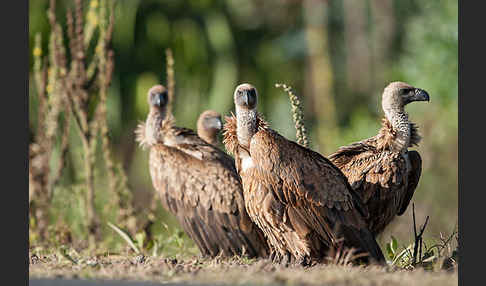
(224, 82), (385, 265)
(137, 81), (425, 265)
(397, 150), (422, 215)
(328, 82), (427, 236)
(247, 125), (385, 263)
(137, 85), (268, 258)
(146, 128), (269, 258)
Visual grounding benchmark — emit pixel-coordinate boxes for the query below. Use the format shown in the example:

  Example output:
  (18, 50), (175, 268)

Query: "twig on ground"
(411, 203), (429, 266)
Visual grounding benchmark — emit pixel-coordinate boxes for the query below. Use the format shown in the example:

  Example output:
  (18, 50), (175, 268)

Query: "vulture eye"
(400, 88), (412, 96)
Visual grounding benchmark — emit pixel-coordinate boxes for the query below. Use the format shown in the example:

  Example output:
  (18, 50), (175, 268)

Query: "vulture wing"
(247, 129), (384, 263)
(328, 137), (417, 235)
(148, 126), (268, 258)
(397, 150), (422, 215)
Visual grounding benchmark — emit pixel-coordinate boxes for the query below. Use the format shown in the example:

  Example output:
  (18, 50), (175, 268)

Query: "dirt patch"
(29, 253), (457, 286)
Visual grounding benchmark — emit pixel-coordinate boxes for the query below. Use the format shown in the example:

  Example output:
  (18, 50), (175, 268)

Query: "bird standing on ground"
(136, 85), (269, 258)
(223, 83), (385, 265)
(328, 81), (429, 236)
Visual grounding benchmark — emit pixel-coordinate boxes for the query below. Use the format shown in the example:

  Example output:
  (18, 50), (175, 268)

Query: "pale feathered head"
(135, 84), (174, 150)
(147, 84), (169, 109)
(234, 83), (258, 111)
(382, 81), (430, 111)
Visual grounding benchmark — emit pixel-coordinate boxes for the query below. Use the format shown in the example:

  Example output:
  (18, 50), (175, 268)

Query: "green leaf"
(135, 232), (146, 251)
(386, 243), (394, 260)
(391, 236), (398, 254)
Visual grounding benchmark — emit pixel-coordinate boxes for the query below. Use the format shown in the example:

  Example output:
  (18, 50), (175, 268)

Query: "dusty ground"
(29, 252), (458, 286)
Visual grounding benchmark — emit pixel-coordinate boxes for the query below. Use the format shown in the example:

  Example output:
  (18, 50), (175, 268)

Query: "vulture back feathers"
(328, 81), (429, 236)
(223, 83), (385, 265)
(136, 85), (269, 258)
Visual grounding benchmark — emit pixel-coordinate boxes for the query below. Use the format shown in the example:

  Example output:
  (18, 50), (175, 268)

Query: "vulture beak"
(209, 117), (223, 130)
(155, 94), (162, 107)
(151, 92), (167, 107)
(243, 92), (250, 106)
(235, 84), (257, 109)
(244, 90), (257, 108)
(413, 88), (430, 102)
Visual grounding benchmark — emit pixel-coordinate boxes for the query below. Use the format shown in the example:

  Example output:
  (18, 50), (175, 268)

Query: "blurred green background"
(29, 0), (457, 251)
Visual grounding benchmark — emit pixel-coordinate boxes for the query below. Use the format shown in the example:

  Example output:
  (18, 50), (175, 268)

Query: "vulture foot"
(296, 255), (312, 267)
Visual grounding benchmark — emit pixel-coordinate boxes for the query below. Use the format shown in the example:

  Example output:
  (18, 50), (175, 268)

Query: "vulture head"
(233, 83), (259, 149)
(234, 83), (258, 110)
(197, 110), (223, 145)
(381, 81), (429, 150)
(148, 84), (169, 111)
(382, 81), (430, 112)
(136, 84), (173, 148)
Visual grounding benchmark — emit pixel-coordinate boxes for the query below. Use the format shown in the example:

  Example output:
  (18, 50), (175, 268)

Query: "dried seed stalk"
(166, 48), (175, 114)
(275, 83), (309, 148)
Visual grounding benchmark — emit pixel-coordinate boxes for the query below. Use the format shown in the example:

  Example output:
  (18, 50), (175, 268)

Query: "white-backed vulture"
(197, 110), (223, 146)
(328, 81), (429, 236)
(136, 85), (269, 258)
(223, 83), (385, 265)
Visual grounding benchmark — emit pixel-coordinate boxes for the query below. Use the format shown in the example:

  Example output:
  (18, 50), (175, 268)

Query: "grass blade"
(107, 222), (140, 254)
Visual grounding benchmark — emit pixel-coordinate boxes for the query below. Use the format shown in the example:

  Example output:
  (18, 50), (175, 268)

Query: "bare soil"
(29, 253), (457, 286)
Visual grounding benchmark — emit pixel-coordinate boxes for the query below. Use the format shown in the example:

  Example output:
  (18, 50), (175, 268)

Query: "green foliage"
(385, 229), (458, 271)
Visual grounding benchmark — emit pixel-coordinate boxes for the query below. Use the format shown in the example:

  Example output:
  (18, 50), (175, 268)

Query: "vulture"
(135, 85), (269, 258)
(223, 83), (385, 265)
(328, 81), (429, 236)
(197, 110), (223, 146)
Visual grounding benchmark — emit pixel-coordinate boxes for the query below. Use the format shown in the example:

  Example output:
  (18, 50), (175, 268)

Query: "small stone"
(134, 254), (146, 264)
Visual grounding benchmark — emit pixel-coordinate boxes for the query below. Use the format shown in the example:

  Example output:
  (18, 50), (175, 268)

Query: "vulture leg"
(272, 250), (293, 267)
(296, 255), (312, 267)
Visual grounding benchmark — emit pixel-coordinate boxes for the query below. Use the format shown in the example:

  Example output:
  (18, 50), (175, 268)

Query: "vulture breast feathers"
(136, 85), (268, 258)
(328, 81), (429, 236)
(223, 83), (385, 265)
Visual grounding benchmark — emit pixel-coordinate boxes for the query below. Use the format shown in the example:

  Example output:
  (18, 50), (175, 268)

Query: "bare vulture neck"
(145, 107), (170, 145)
(383, 105), (411, 152)
(235, 106), (258, 150)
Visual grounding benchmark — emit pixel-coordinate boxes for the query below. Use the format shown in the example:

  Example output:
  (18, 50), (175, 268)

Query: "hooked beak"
(243, 90), (257, 108)
(243, 92), (250, 106)
(155, 95), (162, 106)
(413, 88), (430, 102)
(150, 93), (164, 107)
(209, 118), (222, 130)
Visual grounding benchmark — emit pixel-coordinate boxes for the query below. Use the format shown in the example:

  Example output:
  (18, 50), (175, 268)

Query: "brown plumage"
(223, 83), (385, 265)
(328, 81), (429, 236)
(197, 110), (222, 146)
(136, 85), (269, 258)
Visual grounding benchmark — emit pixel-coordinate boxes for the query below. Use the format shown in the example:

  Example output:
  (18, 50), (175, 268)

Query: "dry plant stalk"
(30, 28), (71, 240)
(31, 0), (136, 245)
(275, 83), (309, 148)
(165, 48), (175, 113)
(411, 203), (430, 267)
(94, 0), (137, 235)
